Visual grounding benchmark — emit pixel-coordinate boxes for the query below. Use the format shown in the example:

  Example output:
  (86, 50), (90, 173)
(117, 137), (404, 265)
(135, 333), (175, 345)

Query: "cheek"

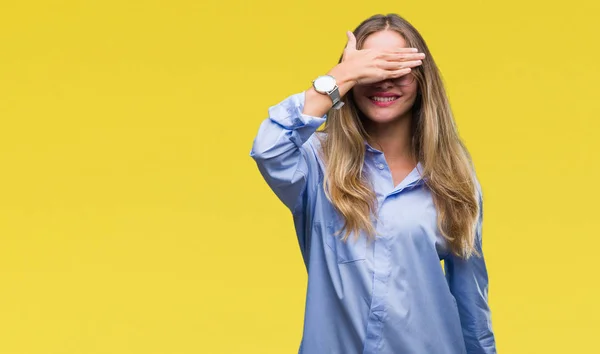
(350, 89), (369, 107)
(350, 88), (363, 101)
(353, 94), (372, 113)
(405, 85), (419, 98)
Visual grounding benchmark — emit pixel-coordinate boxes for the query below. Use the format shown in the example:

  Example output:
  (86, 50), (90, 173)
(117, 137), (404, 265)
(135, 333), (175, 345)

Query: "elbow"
(250, 140), (279, 162)
(249, 120), (290, 162)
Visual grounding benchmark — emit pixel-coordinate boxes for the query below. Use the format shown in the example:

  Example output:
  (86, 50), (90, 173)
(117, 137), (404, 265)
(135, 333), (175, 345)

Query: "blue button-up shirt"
(250, 91), (497, 354)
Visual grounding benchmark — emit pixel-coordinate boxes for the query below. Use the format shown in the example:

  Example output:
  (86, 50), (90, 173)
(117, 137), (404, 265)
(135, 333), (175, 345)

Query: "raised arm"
(250, 31), (423, 209)
(249, 90), (329, 213)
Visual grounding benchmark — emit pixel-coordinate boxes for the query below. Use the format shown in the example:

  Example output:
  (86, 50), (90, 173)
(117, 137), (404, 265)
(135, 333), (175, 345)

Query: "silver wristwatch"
(312, 75), (345, 110)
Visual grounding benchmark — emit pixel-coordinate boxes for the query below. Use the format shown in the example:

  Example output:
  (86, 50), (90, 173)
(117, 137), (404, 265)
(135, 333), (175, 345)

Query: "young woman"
(250, 13), (497, 354)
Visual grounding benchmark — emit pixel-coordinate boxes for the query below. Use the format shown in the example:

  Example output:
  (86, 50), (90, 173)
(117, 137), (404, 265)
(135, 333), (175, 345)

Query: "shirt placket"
(363, 152), (394, 354)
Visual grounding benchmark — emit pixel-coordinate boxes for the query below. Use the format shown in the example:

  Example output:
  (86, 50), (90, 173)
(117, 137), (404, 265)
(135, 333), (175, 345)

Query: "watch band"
(327, 86), (345, 110)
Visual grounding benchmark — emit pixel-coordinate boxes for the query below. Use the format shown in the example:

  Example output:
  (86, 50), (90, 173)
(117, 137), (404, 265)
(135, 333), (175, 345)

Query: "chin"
(364, 110), (406, 124)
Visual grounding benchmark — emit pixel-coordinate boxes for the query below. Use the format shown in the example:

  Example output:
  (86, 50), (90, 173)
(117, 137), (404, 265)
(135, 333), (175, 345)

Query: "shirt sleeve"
(249, 91), (327, 213)
(444, 183), (497, 354)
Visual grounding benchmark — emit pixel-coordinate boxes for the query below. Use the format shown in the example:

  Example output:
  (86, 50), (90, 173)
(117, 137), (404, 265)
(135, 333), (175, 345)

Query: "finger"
(345, 31), (357, 51)
(385, 48), (421, 54)
(380, 52), (426, 61)
(404, 60), (423, 67)
(388, 68), (412, 79)
(377, 61), (408, 70)
(378, 59), (422, 70)
(388, 59), (423, 68)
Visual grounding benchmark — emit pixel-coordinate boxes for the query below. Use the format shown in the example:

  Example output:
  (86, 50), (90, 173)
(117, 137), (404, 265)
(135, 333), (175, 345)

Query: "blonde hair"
(319, 14), (481, 259)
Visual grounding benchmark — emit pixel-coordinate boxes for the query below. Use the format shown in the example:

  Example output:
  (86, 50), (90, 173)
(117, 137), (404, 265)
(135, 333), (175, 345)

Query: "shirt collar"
(364, 141), (380, 153)
(363, 140), (427, 189)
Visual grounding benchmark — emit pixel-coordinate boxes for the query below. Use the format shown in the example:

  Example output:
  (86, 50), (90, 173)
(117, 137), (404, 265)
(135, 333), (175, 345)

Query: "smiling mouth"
(369, 96), (400, 102)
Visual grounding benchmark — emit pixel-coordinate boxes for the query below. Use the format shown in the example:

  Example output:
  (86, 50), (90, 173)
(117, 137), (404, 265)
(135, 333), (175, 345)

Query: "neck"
(363, 112), (416, 164)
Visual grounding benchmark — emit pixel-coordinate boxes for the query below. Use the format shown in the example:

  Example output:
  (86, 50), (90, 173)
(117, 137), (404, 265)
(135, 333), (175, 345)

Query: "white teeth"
(370, 96), (398, 102)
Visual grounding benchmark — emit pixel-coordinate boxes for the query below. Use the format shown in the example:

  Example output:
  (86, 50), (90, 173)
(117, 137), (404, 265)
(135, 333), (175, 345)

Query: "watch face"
(313, 75), (336, 93)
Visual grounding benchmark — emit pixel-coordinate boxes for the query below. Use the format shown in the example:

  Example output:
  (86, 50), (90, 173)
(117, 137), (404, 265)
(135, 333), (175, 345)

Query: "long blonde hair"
(319, 14), (481, 259)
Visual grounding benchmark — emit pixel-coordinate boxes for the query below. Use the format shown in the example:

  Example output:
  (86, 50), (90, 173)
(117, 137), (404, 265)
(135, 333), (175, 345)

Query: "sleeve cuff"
(268, 91), (328, 129)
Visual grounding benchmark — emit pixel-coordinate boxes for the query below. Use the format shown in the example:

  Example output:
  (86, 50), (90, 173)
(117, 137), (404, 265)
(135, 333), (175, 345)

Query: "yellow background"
(1, 1), (598, 353)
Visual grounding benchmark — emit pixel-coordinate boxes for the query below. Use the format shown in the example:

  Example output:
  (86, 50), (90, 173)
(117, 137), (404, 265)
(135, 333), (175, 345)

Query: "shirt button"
(377, 163), (385, 170)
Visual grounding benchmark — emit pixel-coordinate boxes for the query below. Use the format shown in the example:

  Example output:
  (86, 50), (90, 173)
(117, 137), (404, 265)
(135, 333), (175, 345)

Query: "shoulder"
(474, 174), (482, 200)
(469, 162), (483, 200)
(471, 170), (484, 223)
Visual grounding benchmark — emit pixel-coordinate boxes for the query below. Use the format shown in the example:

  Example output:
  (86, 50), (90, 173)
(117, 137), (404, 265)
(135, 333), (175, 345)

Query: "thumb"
(345, 30), (357, 51)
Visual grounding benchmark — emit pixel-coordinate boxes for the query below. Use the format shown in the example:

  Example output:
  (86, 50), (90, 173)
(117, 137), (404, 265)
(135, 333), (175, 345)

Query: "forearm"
(250, 92), (325, 211)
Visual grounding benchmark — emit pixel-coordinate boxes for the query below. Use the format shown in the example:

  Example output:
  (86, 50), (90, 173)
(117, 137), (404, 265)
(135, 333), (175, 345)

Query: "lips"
(369, 95), (400, 102)
(369, 91), (401, 100)
(368, 95), (401, 107)
(369, 92), (400, 97)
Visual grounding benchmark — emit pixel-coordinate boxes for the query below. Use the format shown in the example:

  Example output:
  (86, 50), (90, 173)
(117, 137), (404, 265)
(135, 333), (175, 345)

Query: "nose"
(373, 79), (395, 89)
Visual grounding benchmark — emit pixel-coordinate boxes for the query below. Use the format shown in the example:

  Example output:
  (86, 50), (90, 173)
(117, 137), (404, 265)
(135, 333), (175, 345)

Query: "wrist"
(328, 63), (357, 87)
(327, 63), (357, 98)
